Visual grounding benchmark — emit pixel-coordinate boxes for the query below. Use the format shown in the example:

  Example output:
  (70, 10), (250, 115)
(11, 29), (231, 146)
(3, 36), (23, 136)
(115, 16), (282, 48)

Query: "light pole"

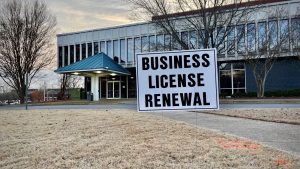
(25, 72), (28, 110)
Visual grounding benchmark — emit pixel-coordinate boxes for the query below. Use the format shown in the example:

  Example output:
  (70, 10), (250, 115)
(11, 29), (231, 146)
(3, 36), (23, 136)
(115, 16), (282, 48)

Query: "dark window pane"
(232, 62), (245, 69)
(220, 70), (232, 88)
(87, 43), (92, 57)
(58, 46), (63, 67)
(233, 70), (245, 88)
(221, 89), (232, 96)
(120, 39), (125, 63)
(198, 30), (204, 49)
(94, 42), (99, 55)
(70, 45), (74, 64)
(172, 32), (181, 50)
(81, 43), (86, 59)
(64, 46), (68, 66)
(76, 44), (80, 61)
(219, 63), (231, 70)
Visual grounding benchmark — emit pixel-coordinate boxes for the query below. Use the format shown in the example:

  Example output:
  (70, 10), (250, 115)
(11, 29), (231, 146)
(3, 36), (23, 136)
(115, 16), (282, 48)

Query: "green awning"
(54, 52), (130, 75)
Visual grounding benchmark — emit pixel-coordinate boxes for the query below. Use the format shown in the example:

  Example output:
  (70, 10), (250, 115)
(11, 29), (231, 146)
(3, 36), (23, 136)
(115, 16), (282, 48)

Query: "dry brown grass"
(200, 108), (300, 125)
(0, 109), (299, 169)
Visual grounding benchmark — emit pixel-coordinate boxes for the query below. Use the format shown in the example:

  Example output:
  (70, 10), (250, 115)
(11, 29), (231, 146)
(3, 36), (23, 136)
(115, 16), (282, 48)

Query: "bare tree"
(244, 7), (290, 97)
(0, 0), (56, 103)
(58, 74), (82, 100)
(127, 0), (251, 52)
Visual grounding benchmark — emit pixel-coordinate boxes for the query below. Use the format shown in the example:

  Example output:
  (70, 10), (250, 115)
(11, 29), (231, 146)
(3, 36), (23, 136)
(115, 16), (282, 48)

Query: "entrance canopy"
(54, 52), (130, 76)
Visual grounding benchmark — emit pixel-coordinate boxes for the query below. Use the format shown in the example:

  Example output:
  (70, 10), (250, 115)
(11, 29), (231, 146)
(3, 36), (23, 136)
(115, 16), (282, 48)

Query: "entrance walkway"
(145, 111), (300, 157)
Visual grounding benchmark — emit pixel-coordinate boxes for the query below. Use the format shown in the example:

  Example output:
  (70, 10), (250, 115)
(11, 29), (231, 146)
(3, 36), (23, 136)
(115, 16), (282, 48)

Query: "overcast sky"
(47, 0), (134, 34)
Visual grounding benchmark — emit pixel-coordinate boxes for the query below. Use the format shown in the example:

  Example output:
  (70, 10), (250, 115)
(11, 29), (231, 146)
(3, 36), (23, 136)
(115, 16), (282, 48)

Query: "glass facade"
(57, 14), (300, 99)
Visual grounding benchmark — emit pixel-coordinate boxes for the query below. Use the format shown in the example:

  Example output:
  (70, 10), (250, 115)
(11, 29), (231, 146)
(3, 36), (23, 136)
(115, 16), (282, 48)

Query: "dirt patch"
(198, 108), (300, 125)
(0, 109), (299, 168)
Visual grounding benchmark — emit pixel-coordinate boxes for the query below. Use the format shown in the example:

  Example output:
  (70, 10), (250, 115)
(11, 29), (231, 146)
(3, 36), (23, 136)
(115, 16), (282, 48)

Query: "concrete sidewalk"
(145, 111), (300, 157)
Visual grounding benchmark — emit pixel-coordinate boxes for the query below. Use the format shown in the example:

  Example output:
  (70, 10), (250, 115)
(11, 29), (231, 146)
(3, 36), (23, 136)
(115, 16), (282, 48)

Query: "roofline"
(152, 0), (292, 21)
(57, 21), (150, 37)
(55, 68), (130, 75)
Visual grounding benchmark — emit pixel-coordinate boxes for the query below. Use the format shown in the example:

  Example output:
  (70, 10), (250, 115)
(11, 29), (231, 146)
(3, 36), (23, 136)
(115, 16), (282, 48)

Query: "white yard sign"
(136, 49), (219, 112)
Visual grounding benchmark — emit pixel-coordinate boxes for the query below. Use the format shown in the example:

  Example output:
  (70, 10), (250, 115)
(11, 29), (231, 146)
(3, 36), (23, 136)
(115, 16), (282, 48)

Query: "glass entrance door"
(107, 81), (120, 99)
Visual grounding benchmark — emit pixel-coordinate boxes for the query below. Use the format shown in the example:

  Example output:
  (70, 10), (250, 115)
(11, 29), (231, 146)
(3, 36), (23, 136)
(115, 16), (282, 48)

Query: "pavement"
(1, 100), (300, 157)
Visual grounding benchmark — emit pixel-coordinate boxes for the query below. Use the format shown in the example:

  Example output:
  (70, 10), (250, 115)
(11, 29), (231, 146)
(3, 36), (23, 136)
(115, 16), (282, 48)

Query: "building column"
(91, 76), (99, 101)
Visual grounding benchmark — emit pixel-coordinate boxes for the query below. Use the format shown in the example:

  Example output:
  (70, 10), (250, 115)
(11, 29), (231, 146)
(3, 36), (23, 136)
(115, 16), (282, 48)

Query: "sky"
(47, 0), (134, 34)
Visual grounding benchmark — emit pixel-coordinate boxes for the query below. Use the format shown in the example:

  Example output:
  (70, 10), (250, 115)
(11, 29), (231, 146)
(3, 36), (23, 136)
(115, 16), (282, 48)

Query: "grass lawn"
(0, 109), (299, 168)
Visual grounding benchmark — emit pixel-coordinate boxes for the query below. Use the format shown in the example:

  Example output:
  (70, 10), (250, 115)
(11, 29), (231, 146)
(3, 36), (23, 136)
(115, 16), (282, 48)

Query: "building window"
(81, 43), (86, 59)
(247, 23), (256, 53)
(127, 38), (134, 64)
(227, 26), (235, 57)
(181, 31), (188, 49)
(198, 30), (204, 49)
(237, 25), (246, 54)
(107, 41), (112, 58)
(58, 46), (63, 67)
(258, 22), (267, 52)
(120, 39), (125, 63)
(164, 34), (171, 51)
(64, 46), (68, 66)
(292, 18), (300, 52)
(87, 43), (92, 57)
(70, 45), (74, 64)
(220, 62), (246, 96)
(76, 44), (80, 61)
(189, 31), (197, 49)
(94, 42), (99, 55)
(217, 27), (225, 57)
(100, 41), (105, 53)
(149, 35), (156, 52)
(113, 40), (119, 62)
(156, 34), (164, 51)
(280, 19), (289, 52)
(134, 37), (141, 56)
(268, 20), (278, 50)
(172, 32), (181, 50)
(141, 36), (149, 53)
